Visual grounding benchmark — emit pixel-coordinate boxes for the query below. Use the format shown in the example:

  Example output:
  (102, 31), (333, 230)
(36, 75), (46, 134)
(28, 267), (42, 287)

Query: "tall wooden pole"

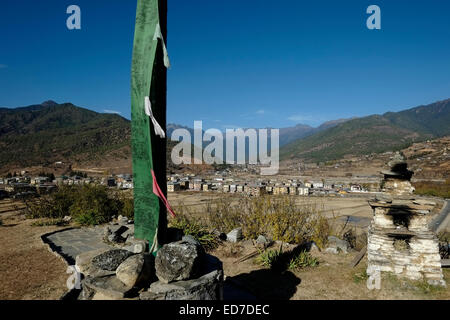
(131, 0), (168, 253)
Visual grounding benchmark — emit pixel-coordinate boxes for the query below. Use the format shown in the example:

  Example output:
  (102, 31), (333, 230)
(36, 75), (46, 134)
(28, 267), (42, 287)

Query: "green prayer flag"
(131, 0), (168, 252)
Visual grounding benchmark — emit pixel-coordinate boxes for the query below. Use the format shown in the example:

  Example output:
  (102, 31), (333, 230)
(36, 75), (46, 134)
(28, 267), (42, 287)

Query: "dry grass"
(174, 195), (331, 247)
(0, 200), (68, 300)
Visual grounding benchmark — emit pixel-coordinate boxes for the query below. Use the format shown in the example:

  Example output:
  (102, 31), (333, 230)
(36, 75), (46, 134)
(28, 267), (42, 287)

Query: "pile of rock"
(367, 154), (446, 287)
(76, 235), (223, 300)
(103, 222), (148, 254)
(325, 236), (351, 254)
(140, 235), (223, 300)
(77, 248), (154, 299)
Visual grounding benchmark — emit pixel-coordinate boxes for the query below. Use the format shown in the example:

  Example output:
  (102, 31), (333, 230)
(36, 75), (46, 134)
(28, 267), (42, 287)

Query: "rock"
(62, 216), (72, 223)
(118, 215), (128, 226)
(92, 292), (121, 300)
(256, 235), (269, 244)
(103, 226), (112, 237)
(139, 291), (165, 300)
(145, 269), (223, 300)
(105, 225), (129, 244)
(155, 238), (204, 283)
(305, 241), (320, 253)
(92, 249), (134, 271)
(121, 224), (135, 239)
(325, 247), (339, 254)
(375, 193), (393, 204)
(326, 236), (350, 254)
(182, 235), (202, 247)
(82, 274), (130, 300)
(116, 254), (154, 289)
(413, 199), (436, 206)
(226, 228), (243, 243)
(122, 243), (145, 254)
(78, 283), (96, 300)
(212, 230), (227, 241)
(255, 235), (271, 249)
(125, 238), (148, 253)
(76, 248), (113, 277)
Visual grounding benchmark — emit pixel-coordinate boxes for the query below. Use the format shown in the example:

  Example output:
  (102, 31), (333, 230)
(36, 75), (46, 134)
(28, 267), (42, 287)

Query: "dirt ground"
(0, 200), (68, 300)
(212, 241), (450, 300)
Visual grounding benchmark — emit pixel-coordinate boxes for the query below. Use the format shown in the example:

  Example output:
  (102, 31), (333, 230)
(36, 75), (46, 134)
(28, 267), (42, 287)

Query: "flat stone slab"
(83, 274), (130, 299)
(145, 270), (223, 300)
(43, 226), (114, 265)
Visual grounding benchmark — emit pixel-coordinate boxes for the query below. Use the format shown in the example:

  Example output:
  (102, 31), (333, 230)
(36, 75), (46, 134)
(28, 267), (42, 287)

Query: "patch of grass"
(415, 280), (446, 295)
(353, 270), (369, 284)
(288, 251), (318, 270)
(255, 248), (282, 269)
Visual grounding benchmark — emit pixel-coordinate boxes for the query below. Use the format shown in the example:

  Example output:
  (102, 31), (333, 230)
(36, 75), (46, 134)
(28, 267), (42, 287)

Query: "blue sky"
(1, 0), (450, 129)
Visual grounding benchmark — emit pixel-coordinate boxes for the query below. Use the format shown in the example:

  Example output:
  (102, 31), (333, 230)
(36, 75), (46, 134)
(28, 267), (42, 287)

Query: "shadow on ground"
(225, 269), (301, 300)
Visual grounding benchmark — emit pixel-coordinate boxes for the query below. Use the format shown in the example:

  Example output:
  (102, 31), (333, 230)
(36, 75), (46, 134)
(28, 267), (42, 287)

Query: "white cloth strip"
(153, 23), (171, 68)
(144, 96), (166, 138)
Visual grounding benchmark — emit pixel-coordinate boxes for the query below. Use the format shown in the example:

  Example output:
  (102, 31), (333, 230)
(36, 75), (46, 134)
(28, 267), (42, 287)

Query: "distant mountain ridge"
(280, 98), (450, 162)
(0, 101), (203, 172)
(0, 101), (131, 168)
(2, 98), (448, 170)
(279, 118), (355, 146)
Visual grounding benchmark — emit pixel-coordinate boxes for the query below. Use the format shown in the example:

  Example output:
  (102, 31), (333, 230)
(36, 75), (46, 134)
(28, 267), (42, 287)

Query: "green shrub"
(25, 185), (77, 219)
(255, 248), (282, 268)
(24, 185), (130, 226)
(288, 250), (318, 270)
(69, 185), (119, 226)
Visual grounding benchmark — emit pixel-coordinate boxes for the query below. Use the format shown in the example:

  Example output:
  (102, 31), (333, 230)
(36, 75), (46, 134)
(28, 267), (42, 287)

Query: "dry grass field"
(0, 199), (68, 300)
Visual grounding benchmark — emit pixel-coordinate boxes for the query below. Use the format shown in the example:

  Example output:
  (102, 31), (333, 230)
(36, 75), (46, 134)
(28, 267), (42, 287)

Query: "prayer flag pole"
(131, 0), (168, 253)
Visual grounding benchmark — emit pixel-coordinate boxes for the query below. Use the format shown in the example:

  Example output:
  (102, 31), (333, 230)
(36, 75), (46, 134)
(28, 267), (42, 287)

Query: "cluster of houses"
(0, 169), (369, 200)
(0, 173), (135, 199)
(0, 175), (55, 198)
(167, 174), (367, 197)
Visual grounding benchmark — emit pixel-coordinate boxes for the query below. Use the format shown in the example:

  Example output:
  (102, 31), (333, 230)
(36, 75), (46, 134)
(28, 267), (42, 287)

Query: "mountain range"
(280, 98), (450, 162)
(0, 98), (449, 172)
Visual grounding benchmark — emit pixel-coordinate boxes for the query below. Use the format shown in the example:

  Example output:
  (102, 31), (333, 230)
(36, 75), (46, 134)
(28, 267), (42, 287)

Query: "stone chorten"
(381, 152), (415, 195)
(366, 153), (445, 287)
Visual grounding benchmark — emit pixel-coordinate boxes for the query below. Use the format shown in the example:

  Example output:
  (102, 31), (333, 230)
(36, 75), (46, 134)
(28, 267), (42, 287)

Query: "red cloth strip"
(151, 169), (176, 218)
